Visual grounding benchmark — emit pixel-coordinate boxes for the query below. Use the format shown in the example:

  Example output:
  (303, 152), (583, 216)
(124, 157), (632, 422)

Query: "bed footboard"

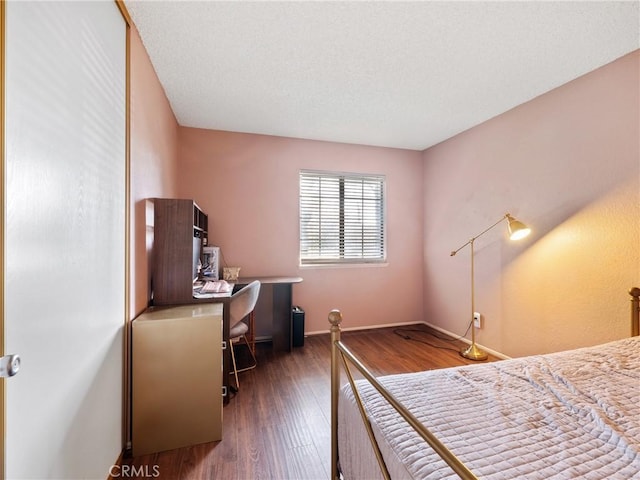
(330, 287), (640, 480)
(630, 287), (639, 336)
(329, 310), (478, 480)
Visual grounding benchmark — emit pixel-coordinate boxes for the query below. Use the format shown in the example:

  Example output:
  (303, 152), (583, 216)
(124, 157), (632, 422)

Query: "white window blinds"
(300, 171), (386, 264)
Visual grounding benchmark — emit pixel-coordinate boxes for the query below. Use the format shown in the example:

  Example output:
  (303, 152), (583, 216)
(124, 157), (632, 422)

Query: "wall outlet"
(473, 312), (482, 329)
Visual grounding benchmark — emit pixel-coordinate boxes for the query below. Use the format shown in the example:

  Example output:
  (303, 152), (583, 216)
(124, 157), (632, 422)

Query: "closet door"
(3, 2), (126, 478)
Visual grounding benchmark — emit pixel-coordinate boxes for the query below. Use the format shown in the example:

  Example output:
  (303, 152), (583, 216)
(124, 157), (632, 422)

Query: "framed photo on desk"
(202, 246), (220, 279)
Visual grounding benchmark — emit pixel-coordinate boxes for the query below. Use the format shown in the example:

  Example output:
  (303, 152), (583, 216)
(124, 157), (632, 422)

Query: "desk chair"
(229, 280), (261, 390)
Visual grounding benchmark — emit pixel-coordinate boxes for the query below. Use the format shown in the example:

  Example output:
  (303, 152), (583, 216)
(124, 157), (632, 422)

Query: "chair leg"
(247, 311), (256, 356)
(235, 334), (257, 373)
(230, 339), (240, 390)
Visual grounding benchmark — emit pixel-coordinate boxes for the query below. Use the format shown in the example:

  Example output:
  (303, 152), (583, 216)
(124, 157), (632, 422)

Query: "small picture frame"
(202, 246), (220, 280)
(223, 267), (241, 282)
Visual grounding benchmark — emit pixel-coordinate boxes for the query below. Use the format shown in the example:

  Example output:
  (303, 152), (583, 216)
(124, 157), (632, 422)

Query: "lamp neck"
(450, 214), (508, 256)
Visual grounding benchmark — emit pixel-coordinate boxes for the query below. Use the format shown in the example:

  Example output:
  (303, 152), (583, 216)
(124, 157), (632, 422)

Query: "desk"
(236, 276), (303, 352)
(188, 276), (301, 402)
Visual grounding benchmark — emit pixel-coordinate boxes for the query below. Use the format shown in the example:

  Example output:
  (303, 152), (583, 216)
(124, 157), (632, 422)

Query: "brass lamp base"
(460, 343), (488, 361)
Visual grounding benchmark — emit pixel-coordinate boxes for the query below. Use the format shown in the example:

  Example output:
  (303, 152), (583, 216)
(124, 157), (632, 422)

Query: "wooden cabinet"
(152, 198), (208, 305)
(132, 303), (223, 456)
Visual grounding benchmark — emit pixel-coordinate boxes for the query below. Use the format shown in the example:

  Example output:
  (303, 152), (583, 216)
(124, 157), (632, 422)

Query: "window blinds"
(300, 171), (386, 264)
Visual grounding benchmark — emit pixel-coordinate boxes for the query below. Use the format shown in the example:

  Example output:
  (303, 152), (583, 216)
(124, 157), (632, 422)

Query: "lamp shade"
(506, 215), (531, 241)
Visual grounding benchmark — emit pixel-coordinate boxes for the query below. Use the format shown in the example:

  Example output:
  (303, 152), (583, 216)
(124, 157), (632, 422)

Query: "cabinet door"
(153, 199), (195, 304)
(132, 304), (223, 456)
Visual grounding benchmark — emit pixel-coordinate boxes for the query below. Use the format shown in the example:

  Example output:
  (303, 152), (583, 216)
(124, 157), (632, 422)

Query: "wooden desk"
(154, 276), (301, 402)
(236, 276), (303, 352)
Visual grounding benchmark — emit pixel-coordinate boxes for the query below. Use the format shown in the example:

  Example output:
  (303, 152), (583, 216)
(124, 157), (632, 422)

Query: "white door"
(3, 2), (126, 478)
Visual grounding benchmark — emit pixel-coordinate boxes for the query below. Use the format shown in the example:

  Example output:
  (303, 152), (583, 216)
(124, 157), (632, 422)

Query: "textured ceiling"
(126, 1), (639, 151)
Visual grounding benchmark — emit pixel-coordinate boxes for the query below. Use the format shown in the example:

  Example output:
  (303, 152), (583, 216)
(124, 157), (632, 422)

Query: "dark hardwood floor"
(122, 324), (498, 479)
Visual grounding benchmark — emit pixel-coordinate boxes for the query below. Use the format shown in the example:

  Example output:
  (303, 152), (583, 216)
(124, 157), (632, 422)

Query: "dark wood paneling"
(152, 198), (207, 305)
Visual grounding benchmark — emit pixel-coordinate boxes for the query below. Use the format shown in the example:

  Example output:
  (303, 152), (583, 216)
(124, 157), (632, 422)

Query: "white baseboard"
(306, 319), (427, 336)
(306, 320), (511, 360)
(422, 321), (511, 360)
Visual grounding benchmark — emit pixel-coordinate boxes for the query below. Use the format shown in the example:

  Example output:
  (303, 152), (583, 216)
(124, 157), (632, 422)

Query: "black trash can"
(292, 306), (305, 347)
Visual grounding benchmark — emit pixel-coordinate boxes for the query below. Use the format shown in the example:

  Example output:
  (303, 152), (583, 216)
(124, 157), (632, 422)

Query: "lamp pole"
(450, 213), (526, 361)
(460, 236), (488, 360)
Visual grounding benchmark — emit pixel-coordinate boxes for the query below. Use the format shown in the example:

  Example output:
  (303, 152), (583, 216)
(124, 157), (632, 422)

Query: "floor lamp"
(450, 213), (531, 361)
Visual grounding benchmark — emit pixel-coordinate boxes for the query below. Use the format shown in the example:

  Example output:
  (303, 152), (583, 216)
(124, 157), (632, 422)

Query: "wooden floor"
(122, 324), (497, 479)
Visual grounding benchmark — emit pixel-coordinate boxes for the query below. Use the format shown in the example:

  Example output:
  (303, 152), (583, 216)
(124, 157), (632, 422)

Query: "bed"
(329, 287), (640, 480)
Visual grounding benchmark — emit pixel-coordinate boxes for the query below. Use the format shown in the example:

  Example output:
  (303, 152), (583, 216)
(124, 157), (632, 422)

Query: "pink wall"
(130, 25), (179, 318)
(128, 18), (637, 355)
(177, 129), (424, 334)
(422, 50), (640, 357)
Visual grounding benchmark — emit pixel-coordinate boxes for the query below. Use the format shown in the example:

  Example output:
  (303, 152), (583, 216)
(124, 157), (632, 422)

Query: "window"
(299, 170), (386, 265)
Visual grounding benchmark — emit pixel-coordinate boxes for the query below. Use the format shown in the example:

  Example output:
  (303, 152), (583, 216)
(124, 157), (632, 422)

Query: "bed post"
(630, 287), (640, 337)
(329, 309), (343, 480)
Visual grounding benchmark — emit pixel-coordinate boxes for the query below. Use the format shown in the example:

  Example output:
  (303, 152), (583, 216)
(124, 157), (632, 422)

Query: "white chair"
(229, 280), (260, 390)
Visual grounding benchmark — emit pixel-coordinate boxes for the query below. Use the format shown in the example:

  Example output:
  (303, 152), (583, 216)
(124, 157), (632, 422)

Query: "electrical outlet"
(473, 312), (482, 329)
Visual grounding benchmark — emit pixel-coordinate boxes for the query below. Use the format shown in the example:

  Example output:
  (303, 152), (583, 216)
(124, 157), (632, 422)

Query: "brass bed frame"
(329, 287), (640, 480)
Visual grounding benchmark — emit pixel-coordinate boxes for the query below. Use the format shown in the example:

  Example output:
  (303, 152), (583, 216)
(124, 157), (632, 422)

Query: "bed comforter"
(338, 337), (640, 479)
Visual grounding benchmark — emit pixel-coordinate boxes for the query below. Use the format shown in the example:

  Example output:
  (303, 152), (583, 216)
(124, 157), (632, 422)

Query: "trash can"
(292, 306), (305, 347)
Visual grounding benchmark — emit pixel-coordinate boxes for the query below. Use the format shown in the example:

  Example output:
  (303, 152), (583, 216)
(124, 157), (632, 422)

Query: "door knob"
(0, 354), (20, 378)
